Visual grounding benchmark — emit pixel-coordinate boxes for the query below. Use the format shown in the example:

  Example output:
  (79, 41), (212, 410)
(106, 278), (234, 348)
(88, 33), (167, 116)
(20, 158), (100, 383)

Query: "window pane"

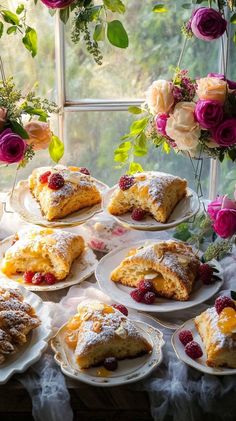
(65, 1), (219, 100)
(64, 110), (210, 195)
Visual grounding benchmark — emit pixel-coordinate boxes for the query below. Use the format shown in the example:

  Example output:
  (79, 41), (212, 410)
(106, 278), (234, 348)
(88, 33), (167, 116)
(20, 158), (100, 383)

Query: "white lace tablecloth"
(1, 208), (236, 421)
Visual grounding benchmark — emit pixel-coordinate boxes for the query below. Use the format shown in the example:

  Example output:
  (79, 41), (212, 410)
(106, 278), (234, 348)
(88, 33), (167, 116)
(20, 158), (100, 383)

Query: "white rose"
(166, 102), (201, 151)
(146, 79), (174, 115)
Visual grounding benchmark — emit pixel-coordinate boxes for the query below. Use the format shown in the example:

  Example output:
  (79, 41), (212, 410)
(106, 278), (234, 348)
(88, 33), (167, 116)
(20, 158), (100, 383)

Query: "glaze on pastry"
(64, 301), (152, 369)
(107, 171), (187, 223)
(29, 165), (101, 221)
(1, 228), (85, 281)
(111, 240), (200, 301)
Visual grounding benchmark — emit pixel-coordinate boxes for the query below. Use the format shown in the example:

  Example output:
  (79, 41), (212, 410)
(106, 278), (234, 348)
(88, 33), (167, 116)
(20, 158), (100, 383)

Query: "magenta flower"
(194, 100), (224, 129)
(207, 196), (224, 221)
(208, 73), (236, 90)
(155, 113), (169, 136)
(213, 209), (236, 238)
(190, 7), (227, 41)
(40, 0), (75, 9)
(0, 129), (26, 164)
(211, 118), (236, 146)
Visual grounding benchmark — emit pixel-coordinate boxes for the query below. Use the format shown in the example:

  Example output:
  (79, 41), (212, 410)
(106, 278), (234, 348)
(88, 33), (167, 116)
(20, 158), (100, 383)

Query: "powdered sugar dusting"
(206, 307), (236, 350)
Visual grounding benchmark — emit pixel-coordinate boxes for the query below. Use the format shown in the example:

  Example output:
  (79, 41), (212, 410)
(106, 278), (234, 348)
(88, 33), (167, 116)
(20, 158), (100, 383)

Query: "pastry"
(107, 171), (187, 223)
(195, 306), (236, 368)
(29, 165), (101, 221)
(111, 240), (200, 301)
(0, 287), (40, 364)
(1, 228), (85, 281)
(64, 301), (152, 369)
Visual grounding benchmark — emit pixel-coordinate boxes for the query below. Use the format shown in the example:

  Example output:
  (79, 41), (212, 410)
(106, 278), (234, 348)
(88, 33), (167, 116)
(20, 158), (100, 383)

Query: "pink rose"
(194, 100), (223, 129)
(155, 113), (169, 136)
(40, 0), (75, 9)
(214, 209), (236, 238)
(211, 118), (236, 147)
(207, 196), (224, 221)
(190, 7), (227, 41)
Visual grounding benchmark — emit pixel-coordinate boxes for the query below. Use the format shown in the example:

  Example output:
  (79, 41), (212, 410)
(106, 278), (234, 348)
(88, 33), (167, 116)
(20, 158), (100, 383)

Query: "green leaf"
(231, 290), (236, 300)
(22, 27), (37, 57)
(173, 223), (191, 241)
(233, 31), (236, 44)
(49, 134), (64, 163)
(162, 141), (171, 154)
(115, 141), (132, 152)
(128, 106), (143, 114)
(16, 4), (25, 14)
(114, 152), (128, 162)
(1, 10), (19, 25)
(152, 4), (168, 13)
(9, 120), (29, 139)
(230, 13), (236, 23)
(93, 23), (105, 41)
(130, 117), (149, 135)
(23, 106), (48, 119)
(0, 22), (4, 39)
(49, 9), (57, 16)
(103, 0), (126, 14)
(88, 6), (102, 21)
(7, 26), (17, 35)
(128, 161), (143, 174)
(107, 20), (129, 48)
(59, 7), (70, 24)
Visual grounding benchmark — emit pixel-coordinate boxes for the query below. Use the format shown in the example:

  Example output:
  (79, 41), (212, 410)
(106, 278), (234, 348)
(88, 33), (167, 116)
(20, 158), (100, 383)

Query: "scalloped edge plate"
(172, 318), (236, 376)
(51, 312), (165, 387)
(95, 240), (224, 313)
(0, 278), (52, 384)
(103, 185), (200, 231)
(0, 235), (98, 292)
(10, 178), (108, 228)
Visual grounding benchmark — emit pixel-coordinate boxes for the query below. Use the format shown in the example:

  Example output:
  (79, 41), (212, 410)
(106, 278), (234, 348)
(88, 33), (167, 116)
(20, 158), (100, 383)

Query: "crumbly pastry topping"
(206, 307), (236, 349)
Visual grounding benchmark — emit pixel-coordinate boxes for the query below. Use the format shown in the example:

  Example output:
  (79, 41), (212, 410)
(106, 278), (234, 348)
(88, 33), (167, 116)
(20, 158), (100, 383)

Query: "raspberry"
(130, 288), (144, 302)
(23, 271), (35, 284)
(142, 291), (156, 304)
(131, 208), (146, 221)
(138, 280), (153, 293)
(31, 273), (44, 285)
(112, 304), (128, 316)
(39, 171), (51, 184)
(48, 173), (65, 190)
(198, 264), (214, 285)
(215, 296), (235, 315)
(119, 175), (135, 191)
(185, 341), (203, 359)
(103, 357), (118, 371)
(44, 273), (57, 285)
(178, 330), (193, 346)
(79, 167), (90, 176)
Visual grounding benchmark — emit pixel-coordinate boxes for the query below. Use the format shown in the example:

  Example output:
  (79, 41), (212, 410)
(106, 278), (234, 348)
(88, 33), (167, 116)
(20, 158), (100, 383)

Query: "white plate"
(103, 185), (200, 231)
(0, 235), (98, 292)
(95, 240), (224, 313)
(172, 318), (236, 375)
(0, 278), (52, 384)
(10, 179), (108, 228)
(51, 313), (164, 387)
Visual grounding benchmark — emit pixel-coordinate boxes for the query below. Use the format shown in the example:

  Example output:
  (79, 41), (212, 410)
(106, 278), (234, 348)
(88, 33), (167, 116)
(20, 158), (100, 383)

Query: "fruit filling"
(218, 307), (236, 334)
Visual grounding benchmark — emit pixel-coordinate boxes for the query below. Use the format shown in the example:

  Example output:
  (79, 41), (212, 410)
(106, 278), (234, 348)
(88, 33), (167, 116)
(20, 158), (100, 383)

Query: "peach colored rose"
(146, 80), (174, 114)
(0, 108), (7, 132)
(24, 121), (52, 151)
(166, 102), (201, 151)
(196, 77), (227, 104)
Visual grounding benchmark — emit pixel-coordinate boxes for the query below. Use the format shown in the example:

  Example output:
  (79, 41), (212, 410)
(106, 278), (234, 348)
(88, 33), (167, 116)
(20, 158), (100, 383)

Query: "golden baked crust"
(29, 165), (102, 221)
(0, 287), (40, 364)
(1, 228), (85, 280)
(107, 171), (187, 223)
(195, 307), (236, 368)
(111, 240), (200, 301)
(64, 301), (152, 369)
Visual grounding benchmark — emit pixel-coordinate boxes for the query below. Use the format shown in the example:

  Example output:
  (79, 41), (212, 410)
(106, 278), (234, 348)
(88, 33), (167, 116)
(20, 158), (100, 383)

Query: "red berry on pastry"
(48, 173), (65, 190)
(198, 264), (214, 284)
(112, 304), (128, 316)
(31, 273), (44, 285)
(142, 291), (156, 304)
(215, 296), (235, 315)
(39, 171), (51, 184)
(119, 175), (135, 191)
(178, 330), (193, 346)
(130, 288), (144, 302)
(79, 167), (90, 176)
(44, 273), (57, 285)
(103, 357), (118, 371)
(185, 341), (203, 359)
(23, 271), (35, 284)
(138, 280), (153, 294)
(131, 208), (146, 221)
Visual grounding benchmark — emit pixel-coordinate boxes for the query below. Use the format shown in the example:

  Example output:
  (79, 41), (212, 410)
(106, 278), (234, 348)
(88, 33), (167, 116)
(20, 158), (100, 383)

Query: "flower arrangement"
(0, 78), (64, 168)
(114, 69), (236, 174)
